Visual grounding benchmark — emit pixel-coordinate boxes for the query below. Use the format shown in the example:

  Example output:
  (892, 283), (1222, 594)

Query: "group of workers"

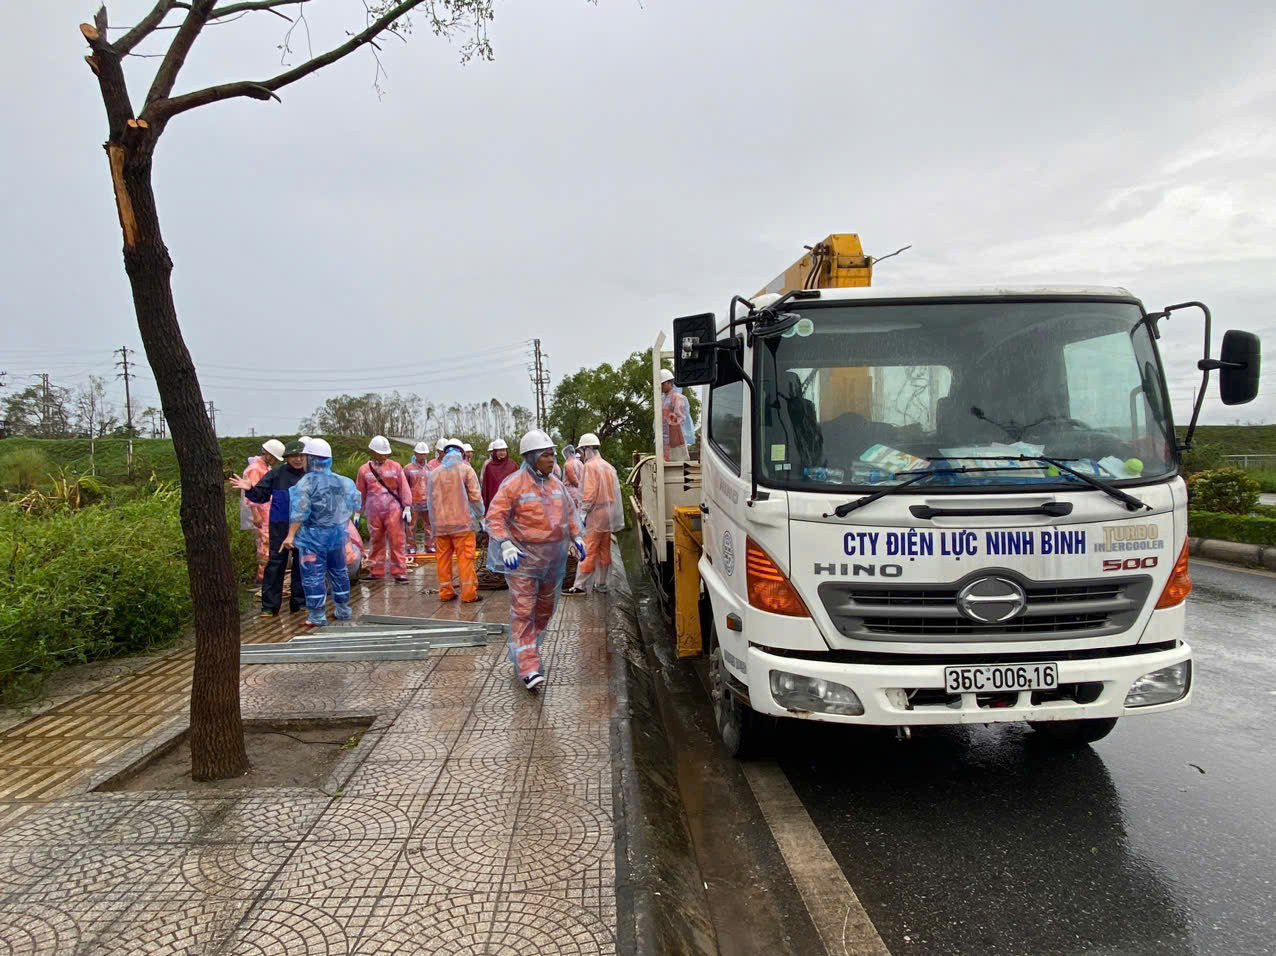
(232, 428), (624, 692)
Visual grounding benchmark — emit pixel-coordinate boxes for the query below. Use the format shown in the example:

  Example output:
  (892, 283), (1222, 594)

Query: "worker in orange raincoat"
(427, 438), (484, 602)
(565, 432), (625, 594)
(242, 439), (284, 582)
(404, 441), (436, 556)
(484, 430), (584, 691)
(355, 435), (413, 583)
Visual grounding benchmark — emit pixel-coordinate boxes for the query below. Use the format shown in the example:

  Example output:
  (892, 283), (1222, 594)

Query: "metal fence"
(1224, 454), (1276, 471)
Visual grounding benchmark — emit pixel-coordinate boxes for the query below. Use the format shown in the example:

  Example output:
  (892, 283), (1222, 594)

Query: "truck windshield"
(755, 298), (1175, 491)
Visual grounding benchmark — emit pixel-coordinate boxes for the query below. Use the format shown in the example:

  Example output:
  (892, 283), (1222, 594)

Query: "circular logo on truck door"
(956, 576), (1027, 624)
(722, 531), (735, 576)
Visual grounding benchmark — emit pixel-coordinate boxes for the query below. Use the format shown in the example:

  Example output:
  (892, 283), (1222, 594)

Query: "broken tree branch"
(82, 8), (137, 141)
(146, 0), (428, 123)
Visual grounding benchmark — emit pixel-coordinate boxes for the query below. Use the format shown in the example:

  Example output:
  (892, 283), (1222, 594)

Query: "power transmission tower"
(528, 338), (550, 430)
(207, 401), (217, 436)
(115, 346), (135, 436)
(40, 373), (52, 436)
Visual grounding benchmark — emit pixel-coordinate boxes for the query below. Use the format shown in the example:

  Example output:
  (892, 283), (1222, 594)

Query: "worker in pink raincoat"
(241, 439), (284, 582)
(355, 435), (413, 583)
(427, 439), (484, 603)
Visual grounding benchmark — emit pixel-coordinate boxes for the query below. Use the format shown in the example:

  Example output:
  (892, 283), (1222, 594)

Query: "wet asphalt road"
(776, 561), (1276, 955)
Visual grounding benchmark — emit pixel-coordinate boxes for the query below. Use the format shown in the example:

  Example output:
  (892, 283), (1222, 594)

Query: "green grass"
(1176, 424), (1276, 456)
(1247, 469), (1276, 493)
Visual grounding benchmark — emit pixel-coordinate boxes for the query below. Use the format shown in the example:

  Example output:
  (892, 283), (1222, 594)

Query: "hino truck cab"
(669, 286), (1260, 755)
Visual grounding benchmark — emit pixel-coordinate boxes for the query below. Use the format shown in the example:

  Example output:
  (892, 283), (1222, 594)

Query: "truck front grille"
(818, 574), (1152, 643)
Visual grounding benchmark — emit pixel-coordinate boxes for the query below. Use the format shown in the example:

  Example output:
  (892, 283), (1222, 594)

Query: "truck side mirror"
(1219, 330), (1260, 405)
(672, 313), (718, 386)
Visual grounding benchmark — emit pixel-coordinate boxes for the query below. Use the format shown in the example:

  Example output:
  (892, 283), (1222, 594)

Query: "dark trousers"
(261, 522), (305, 613)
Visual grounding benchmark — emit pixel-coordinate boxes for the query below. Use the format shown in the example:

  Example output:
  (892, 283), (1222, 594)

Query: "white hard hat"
(414, 441), (430, 455)
(261, 439), (286, 460)
(519, 429), (555, 455)
(462, 443), (473, 453)
(488, 438), (508, 451)
(578, 432), (601, 448)
(300, 436), (312, 444)
(436, 438), (448, 452)
(304, 437), (332, 458)
(659, 368), (675, 384)
(369, 435), (392, 455)
(443, 437), (463, 453)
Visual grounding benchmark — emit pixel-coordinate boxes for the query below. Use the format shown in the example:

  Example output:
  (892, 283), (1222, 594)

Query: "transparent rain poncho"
(290, 458), (363, 556)
(662, 386), (696, 449)
(484, 460), (581, 581)
(579, 449), (625, 533)
(426, 449), (484, 536)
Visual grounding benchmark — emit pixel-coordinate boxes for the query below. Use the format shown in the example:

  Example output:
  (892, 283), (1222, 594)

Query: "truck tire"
(1029, 717), (1118, 746)
(708, 624), (764, 759)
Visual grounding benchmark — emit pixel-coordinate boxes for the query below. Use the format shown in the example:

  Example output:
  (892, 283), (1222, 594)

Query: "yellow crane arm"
(755, 233), (873, 297)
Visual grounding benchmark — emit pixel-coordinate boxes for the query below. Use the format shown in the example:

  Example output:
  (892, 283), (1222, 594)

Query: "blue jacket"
(244, 461), (307, 525)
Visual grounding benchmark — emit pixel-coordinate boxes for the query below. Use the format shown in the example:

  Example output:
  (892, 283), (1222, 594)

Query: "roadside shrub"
(1250, 469), (1276, 494)
(1254, 504), (1276, 520)
(0, 495), (193, 696)
(0, 488), (262, 700)
(1177, 441), (1224, 476)
(1188, 511), (1276, 547)
(1187, 467), (1260, 515)
(0, 448), (51, 491)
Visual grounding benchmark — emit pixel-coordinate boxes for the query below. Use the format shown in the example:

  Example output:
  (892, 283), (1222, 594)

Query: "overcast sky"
(5, 0), (1275, 438)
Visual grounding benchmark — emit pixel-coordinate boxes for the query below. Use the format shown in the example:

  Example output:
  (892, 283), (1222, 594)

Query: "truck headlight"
(769, 670), (864, 716)
(1125, 661), (1191, 707)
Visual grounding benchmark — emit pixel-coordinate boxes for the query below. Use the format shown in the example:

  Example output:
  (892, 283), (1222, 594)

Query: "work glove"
(500, 541), (523, 570)
(574, 537), (586, 561)
(402, 506), (412, 522)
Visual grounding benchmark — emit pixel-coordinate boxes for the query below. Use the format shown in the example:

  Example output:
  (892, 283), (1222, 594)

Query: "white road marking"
(741, 762), (891, 956)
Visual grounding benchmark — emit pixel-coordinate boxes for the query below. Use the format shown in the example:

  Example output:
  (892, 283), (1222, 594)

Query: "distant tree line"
(1, 375), (160, 439)
(302, 393), (535, 441)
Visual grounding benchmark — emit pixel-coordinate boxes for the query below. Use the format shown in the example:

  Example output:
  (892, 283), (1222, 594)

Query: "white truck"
(632, 239), (1261, 755)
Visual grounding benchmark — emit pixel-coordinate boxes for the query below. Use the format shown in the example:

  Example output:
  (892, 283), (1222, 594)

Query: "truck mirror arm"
(1155, 301), (1213, 451)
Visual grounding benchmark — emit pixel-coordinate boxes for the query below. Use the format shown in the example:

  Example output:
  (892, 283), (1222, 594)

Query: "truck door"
(700, 340), (751, 676)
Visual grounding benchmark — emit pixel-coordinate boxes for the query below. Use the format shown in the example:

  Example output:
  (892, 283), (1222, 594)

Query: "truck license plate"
(944, 663), (1058, 693)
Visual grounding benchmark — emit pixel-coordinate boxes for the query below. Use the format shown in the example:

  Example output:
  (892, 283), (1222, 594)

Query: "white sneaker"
(522, 672), (545, 692)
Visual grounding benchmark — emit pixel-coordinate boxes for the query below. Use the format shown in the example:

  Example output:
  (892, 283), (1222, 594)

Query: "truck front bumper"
(744, 642), (1192, 726)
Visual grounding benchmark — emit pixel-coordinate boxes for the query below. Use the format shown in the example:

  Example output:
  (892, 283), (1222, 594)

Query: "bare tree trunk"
(111, 137), (248, 782)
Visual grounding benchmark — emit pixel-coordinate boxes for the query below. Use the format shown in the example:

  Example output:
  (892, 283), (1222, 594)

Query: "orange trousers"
(577, 531), (612, 579)
(436, 532), (478, 602)
(253, 516), (270, 582)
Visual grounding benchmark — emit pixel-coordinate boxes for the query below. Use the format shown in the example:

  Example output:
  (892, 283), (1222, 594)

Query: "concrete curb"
(608, 554), (718, 956)
(1189, 536), (1276, 571)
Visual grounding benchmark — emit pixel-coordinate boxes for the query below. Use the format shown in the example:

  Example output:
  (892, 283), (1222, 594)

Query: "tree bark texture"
(85, 10), (248, 781)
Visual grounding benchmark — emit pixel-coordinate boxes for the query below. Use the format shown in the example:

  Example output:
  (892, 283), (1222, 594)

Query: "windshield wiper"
(932, 455), (1151, 512)
(823, 465), (1048, 518)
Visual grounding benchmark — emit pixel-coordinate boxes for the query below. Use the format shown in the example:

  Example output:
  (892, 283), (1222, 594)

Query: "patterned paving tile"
(387, 705), (473, 733)
(90, 895), (256, 954)
(354, 891), (499, 954)
(341, 759), (446, 799)
(0, 795), (142, 846)
(225, 897), (356, 955)
(269, 839), (403, 899)
(363, 732), (457, 764)
(8, 844), (186, 902)
(484, 893), (616, 955)
(0, 898), (132, 956)
(178, 841), (297, 899)
(308, 796), (419, 842)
